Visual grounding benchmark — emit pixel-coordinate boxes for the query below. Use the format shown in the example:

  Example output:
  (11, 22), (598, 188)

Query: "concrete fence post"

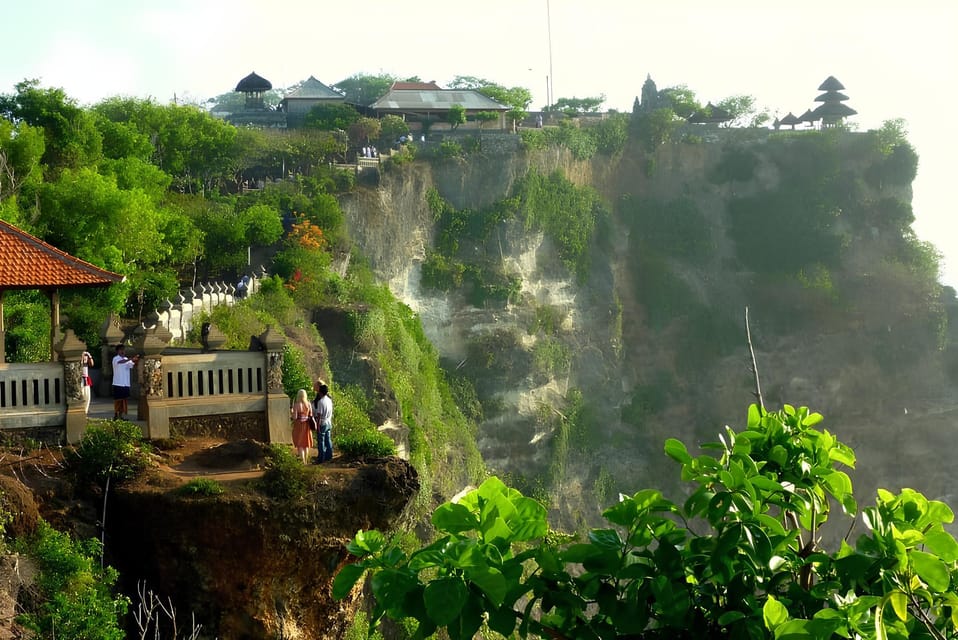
(258, 326), (290, 444)
(54, 330), (89, 444)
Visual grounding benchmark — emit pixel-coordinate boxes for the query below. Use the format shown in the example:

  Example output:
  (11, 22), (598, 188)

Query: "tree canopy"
(551, 94), (606, 115)
(332, 73), (398, 106)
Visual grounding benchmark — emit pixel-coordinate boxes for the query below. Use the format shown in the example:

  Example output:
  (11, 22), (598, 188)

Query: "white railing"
(157, 352), (267, 419)
(0, 362), (66, 429)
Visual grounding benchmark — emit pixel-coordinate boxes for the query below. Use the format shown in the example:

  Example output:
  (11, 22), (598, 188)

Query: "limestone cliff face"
(342, 134), (958, 531)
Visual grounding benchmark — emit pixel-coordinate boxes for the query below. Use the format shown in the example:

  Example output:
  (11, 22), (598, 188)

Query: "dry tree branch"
(745, 306), (765, 413)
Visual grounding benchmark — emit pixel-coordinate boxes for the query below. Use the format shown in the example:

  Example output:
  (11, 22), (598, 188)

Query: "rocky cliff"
(342, 128), (958, 531)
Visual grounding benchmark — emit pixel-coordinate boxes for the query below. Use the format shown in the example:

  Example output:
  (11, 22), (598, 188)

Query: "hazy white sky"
(3, 0), (957, 284)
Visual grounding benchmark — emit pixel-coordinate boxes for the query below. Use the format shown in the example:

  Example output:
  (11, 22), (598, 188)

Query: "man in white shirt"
(111, 344), (138, 420)
(312, 380), (334, 463)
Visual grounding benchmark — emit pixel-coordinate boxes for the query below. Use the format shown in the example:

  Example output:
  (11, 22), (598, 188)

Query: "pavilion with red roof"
(0, 219), (124, 362)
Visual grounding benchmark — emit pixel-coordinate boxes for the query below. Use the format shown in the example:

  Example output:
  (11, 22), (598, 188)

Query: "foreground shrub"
(336, 403), (958, 640)
(176, 477), (225, 497)
(336, 431), (397, 459)
(16, 520), (128, 639)
(257, 444), (310, 500)
(66, 420), (151, 486)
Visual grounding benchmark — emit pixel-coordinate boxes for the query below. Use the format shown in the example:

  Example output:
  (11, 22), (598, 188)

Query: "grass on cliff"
(200, 250), (484, 516)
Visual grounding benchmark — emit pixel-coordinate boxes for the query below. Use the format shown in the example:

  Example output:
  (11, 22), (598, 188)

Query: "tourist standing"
(290, 389), (314, 464)
(312, 381), (333, 463)
(111, 344), (138, 420)
(81, 351), (94, 414)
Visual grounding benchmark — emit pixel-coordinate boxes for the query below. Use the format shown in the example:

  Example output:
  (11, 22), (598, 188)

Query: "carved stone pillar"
(134, 324), (173, 439)
(54, 330), (89, 444)
(259, 326), (290, 444)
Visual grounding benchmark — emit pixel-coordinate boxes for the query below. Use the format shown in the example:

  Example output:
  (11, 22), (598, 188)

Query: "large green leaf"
(588, 528), (623, 551)
(664, 438), (692, 464)
(774, 619), (813, 639)
(348, 529), (386, 555)
(424, 577), (469, 626)
(560, 543), (603, 563)
(748, 403), (762, 427)
(923, 525), (958, 562)
(910, 550), (952, 591)
(332, 563), (366, 600)
(510, 497), (549, 540)
(371, 568), (419, 607)
(927, 499), (955, 525)
(464, 566), (507, 606)
(762, 595), (788, 632)
(433, 502), (480, 534)
(487, 606), (517, 637)
(888, 591), (908, 622)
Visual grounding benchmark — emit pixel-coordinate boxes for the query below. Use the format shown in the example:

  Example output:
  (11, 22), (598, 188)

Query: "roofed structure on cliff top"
(370, 81), (509, 127)
(687, 102), (732, 124)
(280, 76), (345, 127)
(0, 218), (124, 361)
(810, 76), (856, 127)
(226, 71), (286, 128)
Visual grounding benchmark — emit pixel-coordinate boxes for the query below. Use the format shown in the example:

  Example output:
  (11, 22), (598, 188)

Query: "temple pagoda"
(811, 76), (856, 127)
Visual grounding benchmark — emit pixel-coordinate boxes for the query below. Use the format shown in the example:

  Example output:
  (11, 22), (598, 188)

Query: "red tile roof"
(0, 219), (125, 289)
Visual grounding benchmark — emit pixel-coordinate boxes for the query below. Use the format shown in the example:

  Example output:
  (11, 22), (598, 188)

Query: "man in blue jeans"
(312, 380), (333, 463)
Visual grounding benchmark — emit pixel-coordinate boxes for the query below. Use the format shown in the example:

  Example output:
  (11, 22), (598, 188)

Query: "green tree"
(94, 98), (238, 194)
(304, 102), (361, 131)
(0, 118), (45, 203)
(587, 113), (629, 155)
(551, 95), (605, 115)
(632, 107), (681, 150)
(715, 94), (770, 128)
(659, 85), (701, 118)
(348, 116), (382, 148)
(336, 404), (958, 640)
(332, 73), (397, 106)
(449, 76), (532, 131)
(38, 167), (167, 274)
(378, 114), (410, 146)
(446, 104), (466, 130)
(473, 111), (499, 131)
(0, 79), (103, 173)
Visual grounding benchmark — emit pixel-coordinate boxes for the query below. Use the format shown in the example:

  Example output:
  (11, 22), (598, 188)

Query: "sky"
(3, 0), (957, 284)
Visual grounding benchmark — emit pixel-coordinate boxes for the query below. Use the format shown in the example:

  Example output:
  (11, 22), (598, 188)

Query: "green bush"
(2, 291), (50, 362)
(330, 385), (380, 443)
(584, 114), (629, 155)
(421, 252), (466, 291)
(515, 170), (607, 279)
(531, 336), (572, 380)
(336, 431), (397, 459)
(66, 420), (152, 486)
(282, 343), (313, 400)
(15, 520), (128, 639)
(529, 304), (567, 335)
(436, 140), (463, 158)
(176, 477), (225, 497)
(337, 405), (958, 640)
(257, 444), (310, 501)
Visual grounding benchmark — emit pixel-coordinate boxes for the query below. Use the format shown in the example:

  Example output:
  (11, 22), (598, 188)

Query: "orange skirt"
(292, 420), (313, 449)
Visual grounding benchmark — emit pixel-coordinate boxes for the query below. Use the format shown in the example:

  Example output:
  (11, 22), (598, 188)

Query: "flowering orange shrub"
(288, 217), (326, 251)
